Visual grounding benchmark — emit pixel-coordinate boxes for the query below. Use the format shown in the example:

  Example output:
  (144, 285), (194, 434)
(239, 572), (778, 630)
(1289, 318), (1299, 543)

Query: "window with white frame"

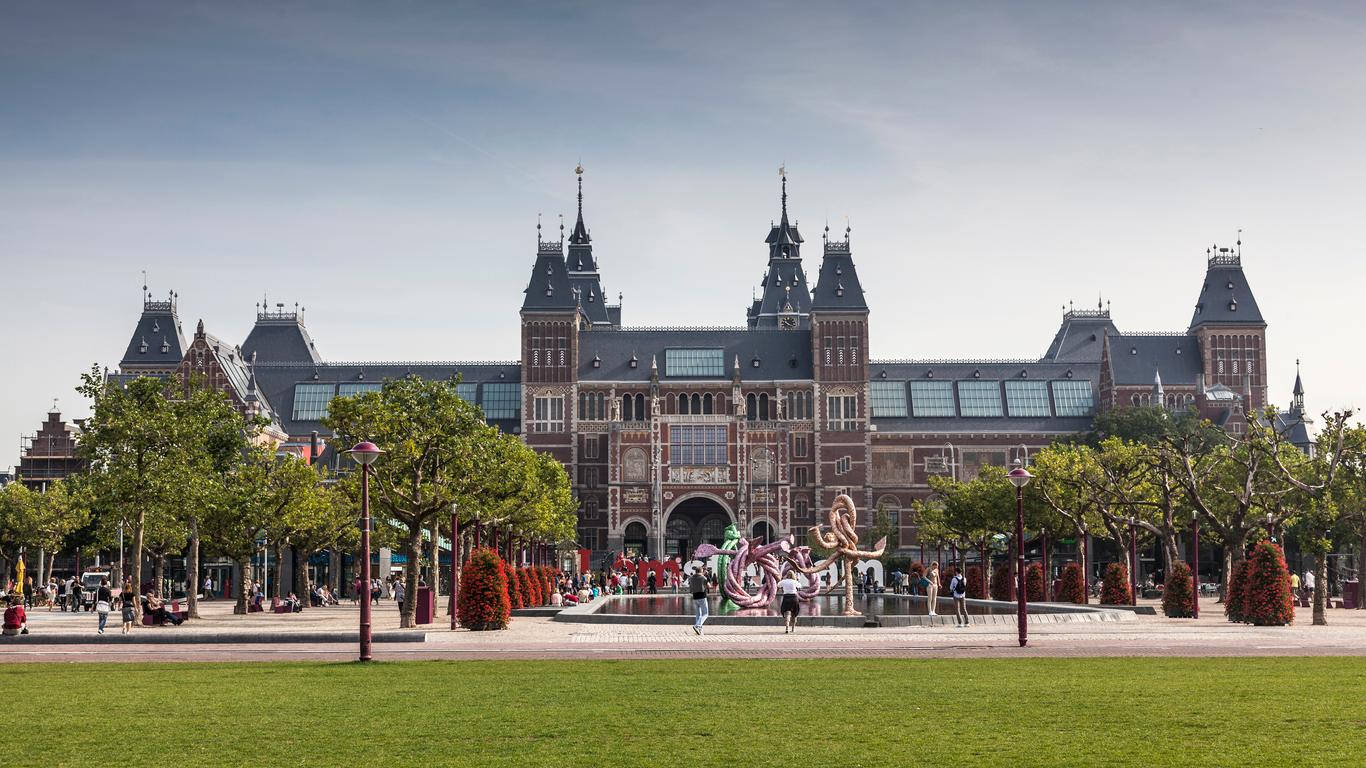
(531, 394), (565, 432)
(583, 435), (599, 459)
(826, 394), (859, 431)
(835, 456), (852, 475)
(793, 434), (808, 458)
(669, 424), (726, 465)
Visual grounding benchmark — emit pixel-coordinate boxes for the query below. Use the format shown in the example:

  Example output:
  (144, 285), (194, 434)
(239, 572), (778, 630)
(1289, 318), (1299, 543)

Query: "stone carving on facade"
(668, 466), (731, 484)
(750, 447), (773, 483)
(623, 447), (648, 482)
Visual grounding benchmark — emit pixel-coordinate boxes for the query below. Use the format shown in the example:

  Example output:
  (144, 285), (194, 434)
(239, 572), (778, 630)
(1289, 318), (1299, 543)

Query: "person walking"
(926, 562), (941, 617)
(949, 568), (969, 626)
(688, 565), (710, 636)
(203, 574), (214, 601)
(121, 579), (137, 634)
(777, 572), (801, 634)
(45, 578), (57, 612)
(95, 577), (113, 634)
(393, 578), (406, 617)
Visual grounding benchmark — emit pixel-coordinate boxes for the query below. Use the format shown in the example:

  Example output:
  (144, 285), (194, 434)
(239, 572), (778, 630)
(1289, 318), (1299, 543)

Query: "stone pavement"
(3, 596), (1363, 663)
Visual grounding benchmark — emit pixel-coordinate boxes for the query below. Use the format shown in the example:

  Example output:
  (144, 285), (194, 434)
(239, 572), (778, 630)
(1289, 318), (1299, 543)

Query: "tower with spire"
(747, 169), (813, 328)
(1189, 234), (1268, 411)
(565, 164), (617, 328)
(118, 281), (187, 376)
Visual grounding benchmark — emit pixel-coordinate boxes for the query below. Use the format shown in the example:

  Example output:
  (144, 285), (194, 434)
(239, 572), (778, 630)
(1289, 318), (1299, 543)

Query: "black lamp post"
(1008, 460), (1033, 647)
(345, 441), (383, 662)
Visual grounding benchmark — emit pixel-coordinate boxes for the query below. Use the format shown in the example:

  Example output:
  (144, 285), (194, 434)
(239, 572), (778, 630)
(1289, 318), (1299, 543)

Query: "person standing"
(95, 577), (113, 634)
(203, 574), (214, 601)
(393, 578), (406, 617)
(926, 562), (941, 617)
(949, 568), (969, 626)
(777, 573), (801, 634)
(688, 565), (710, 636)
(45, 578), (57, 612)
(121, 579), (137, 633)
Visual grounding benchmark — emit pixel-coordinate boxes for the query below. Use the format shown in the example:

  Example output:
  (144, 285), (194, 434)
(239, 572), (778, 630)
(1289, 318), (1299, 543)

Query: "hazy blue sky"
(3, 1), (1364, 463)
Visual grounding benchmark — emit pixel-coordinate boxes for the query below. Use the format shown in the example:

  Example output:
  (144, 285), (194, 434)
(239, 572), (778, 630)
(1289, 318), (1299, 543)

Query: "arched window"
(635, 393), (646, 421)
(579, 392), (588, 419)
(678, 393), (689, 414)
(691, 393), (702, 414)
(1131, 394), (1140, 407)
(703, 393), (713, 414)
(716, 394), (725, 414)
(758, 393), (770, 420)
(746, 393), (757, 421)
(622, 394), (633, 422)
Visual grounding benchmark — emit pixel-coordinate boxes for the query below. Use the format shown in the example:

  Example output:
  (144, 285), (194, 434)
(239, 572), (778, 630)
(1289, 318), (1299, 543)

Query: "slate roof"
(119, 302), (187, 370)
(252, 361), (521, 436)
(1108, 334), (1202, 386)
(1190, 255), (1265, 327)
(578, 329), (813, 382)
(242, 316), (322, 364)
(749, 257), (812, 327)
(1272, 411), (1312, 451)
(810, 238), (868, 312)
(521, 241), (576, 311)
(1042, 310), (1118, 362)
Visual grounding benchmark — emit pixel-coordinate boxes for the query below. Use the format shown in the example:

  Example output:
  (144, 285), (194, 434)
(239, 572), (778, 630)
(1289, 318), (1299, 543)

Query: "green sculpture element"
(716, 523), (742, 613)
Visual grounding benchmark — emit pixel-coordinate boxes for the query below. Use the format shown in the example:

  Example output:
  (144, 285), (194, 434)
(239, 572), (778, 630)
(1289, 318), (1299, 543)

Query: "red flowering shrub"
(966, 566), (985, 599)
(518, 567), (535, 607)
(457, 547), (510, 631)
(1162, 561), (1195, 618)
(990, 564), (1012, 601)
(523, 568), (541, 606)
(1225, 559), (1251, 623)
(1057, 562), (1087, 604)
(506, 564), (523, 610)
(1025, 562), (1046, 602)
(1101, 562), (1131, 605)
(1243, 541), (1294, 626)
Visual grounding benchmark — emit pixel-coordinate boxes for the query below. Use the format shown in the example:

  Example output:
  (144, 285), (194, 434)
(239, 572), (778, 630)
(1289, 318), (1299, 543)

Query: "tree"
(1, 481), (89, 585)
(1243, 540), (1294, 626)
(1162, 561), (1195, 618)
(458, 547), (510, 630)
(327, 376), (510, 628)
(1100, 562), (1131, 605)
(1251, 409), (1358, 625)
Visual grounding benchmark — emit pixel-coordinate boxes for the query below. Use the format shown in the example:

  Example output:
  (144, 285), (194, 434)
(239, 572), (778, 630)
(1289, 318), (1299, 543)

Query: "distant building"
(17, 407), (86, 491)
(104, 170), (1306, 562)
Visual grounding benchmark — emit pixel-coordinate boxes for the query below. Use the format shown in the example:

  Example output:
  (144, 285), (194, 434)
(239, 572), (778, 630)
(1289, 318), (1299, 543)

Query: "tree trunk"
(132, 509), (146, 596)
(401, 524), (422, 628)
(274, 540), (286, 600)
(234, 557), (250, 614)
(187, 517), (200, 619)
(1312, 553), (1328, 626)
(1220, 529), (1248, 604)
(295, 549), (310, 610)
(1162, 534), (1179, 577)
(152, 554), (166, 599)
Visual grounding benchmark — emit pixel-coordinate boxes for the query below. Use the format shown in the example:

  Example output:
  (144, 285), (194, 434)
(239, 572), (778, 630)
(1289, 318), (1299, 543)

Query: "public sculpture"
(693, 494), (884, 616)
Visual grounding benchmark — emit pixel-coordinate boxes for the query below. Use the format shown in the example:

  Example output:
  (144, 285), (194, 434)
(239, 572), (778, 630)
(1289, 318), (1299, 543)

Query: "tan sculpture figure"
(798, 494), (887, 616)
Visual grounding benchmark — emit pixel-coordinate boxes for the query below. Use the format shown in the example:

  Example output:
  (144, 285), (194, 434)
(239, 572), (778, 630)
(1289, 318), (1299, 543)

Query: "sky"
(3, 1), (1364, 466)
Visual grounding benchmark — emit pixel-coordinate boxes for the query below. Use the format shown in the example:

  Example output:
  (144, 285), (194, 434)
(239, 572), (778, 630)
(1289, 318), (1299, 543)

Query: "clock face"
(780, 315), (798, 329)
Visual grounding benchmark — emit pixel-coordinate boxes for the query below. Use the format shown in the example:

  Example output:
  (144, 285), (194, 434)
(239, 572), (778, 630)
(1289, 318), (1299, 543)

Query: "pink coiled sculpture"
(693, 495), (883, 615)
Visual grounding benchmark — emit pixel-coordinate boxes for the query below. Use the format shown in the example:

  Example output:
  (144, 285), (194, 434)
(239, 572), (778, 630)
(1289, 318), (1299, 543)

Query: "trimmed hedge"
(1101, 562), (1131, 606)
(1243, 541), (1294, 626)
(506, 563), (524, 610)
(1057, 562), (1087, 604)
(1162, 561), (1195, 618)
(1025, 562), (1046, 602)
(966, 566), (985, 599)
(457, 547), (510, 631)
(1225, 559), (1251, 623)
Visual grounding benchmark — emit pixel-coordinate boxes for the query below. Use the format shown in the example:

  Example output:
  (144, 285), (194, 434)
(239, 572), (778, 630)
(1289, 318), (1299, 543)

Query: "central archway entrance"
(664, 495), (734, 561)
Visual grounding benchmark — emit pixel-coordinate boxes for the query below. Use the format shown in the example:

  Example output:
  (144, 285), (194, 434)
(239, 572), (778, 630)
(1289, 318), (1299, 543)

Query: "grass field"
(6, 657), (1364, 767)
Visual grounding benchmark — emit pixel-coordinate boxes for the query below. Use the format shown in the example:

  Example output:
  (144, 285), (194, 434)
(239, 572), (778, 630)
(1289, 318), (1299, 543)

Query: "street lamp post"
(1128, 521), (1138, 606)
(1008, 460), (1033, 648)
(1265, 512), (1276, 542)
(345, 441), (384, 663)
(1190, 510), (1200, 619)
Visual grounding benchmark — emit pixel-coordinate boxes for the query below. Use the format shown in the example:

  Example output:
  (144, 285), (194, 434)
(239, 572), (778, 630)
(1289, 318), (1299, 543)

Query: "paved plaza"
(4, 596), (1363, 663)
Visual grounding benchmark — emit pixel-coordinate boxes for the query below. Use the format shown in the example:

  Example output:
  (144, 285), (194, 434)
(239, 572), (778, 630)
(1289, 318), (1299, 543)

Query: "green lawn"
(6, 658), (1364, 766)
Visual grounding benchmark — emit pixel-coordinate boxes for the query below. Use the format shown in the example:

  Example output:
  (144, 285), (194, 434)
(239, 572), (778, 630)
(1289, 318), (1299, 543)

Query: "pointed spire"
(780, 165), (788, 224)
(1153, 367), (1164, 400)
(1293, 359), (1304, 396)
(569, 163), (591, 245)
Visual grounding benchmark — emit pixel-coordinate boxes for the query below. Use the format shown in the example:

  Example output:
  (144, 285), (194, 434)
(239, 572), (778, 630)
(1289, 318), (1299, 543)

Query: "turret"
(747, 170), (812, 328)
(1189, 237), (1268, 410)
(118, 283), (187, 375)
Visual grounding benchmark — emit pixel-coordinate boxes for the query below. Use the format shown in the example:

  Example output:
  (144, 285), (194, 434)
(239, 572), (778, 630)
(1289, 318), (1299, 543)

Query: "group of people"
(7, 574), (90, 612)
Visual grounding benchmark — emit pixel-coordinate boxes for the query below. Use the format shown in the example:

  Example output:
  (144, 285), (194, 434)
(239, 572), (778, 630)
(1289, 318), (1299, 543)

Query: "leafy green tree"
(326, 376), (508, 628)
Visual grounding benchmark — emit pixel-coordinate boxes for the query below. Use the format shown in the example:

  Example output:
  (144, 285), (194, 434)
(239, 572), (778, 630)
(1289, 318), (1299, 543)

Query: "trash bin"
(415, 586), (434, 624)
(1344, 581), (1360, 610)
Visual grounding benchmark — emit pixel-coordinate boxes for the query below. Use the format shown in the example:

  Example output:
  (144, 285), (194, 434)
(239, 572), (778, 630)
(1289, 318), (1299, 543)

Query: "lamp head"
(1007, 459), (1033, 488)
(346, 441), (384, 467)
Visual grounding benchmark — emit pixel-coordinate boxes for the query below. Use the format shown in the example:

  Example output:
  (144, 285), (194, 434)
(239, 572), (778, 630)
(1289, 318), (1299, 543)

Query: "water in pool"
(597, 594), (1015, 617)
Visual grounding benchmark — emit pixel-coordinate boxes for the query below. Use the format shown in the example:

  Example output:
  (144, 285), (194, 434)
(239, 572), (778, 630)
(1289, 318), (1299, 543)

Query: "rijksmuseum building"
(93, 170), (1310, 565)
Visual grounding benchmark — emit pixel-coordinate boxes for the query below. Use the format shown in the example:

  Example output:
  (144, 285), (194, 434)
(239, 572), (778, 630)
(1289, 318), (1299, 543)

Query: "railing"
(1208, 251), (1241, 267)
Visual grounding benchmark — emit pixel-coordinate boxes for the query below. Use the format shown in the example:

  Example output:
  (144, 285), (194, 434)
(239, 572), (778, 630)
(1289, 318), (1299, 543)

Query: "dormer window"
(1228, 299), (1238, 312)
(138, 337), (148, 354)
